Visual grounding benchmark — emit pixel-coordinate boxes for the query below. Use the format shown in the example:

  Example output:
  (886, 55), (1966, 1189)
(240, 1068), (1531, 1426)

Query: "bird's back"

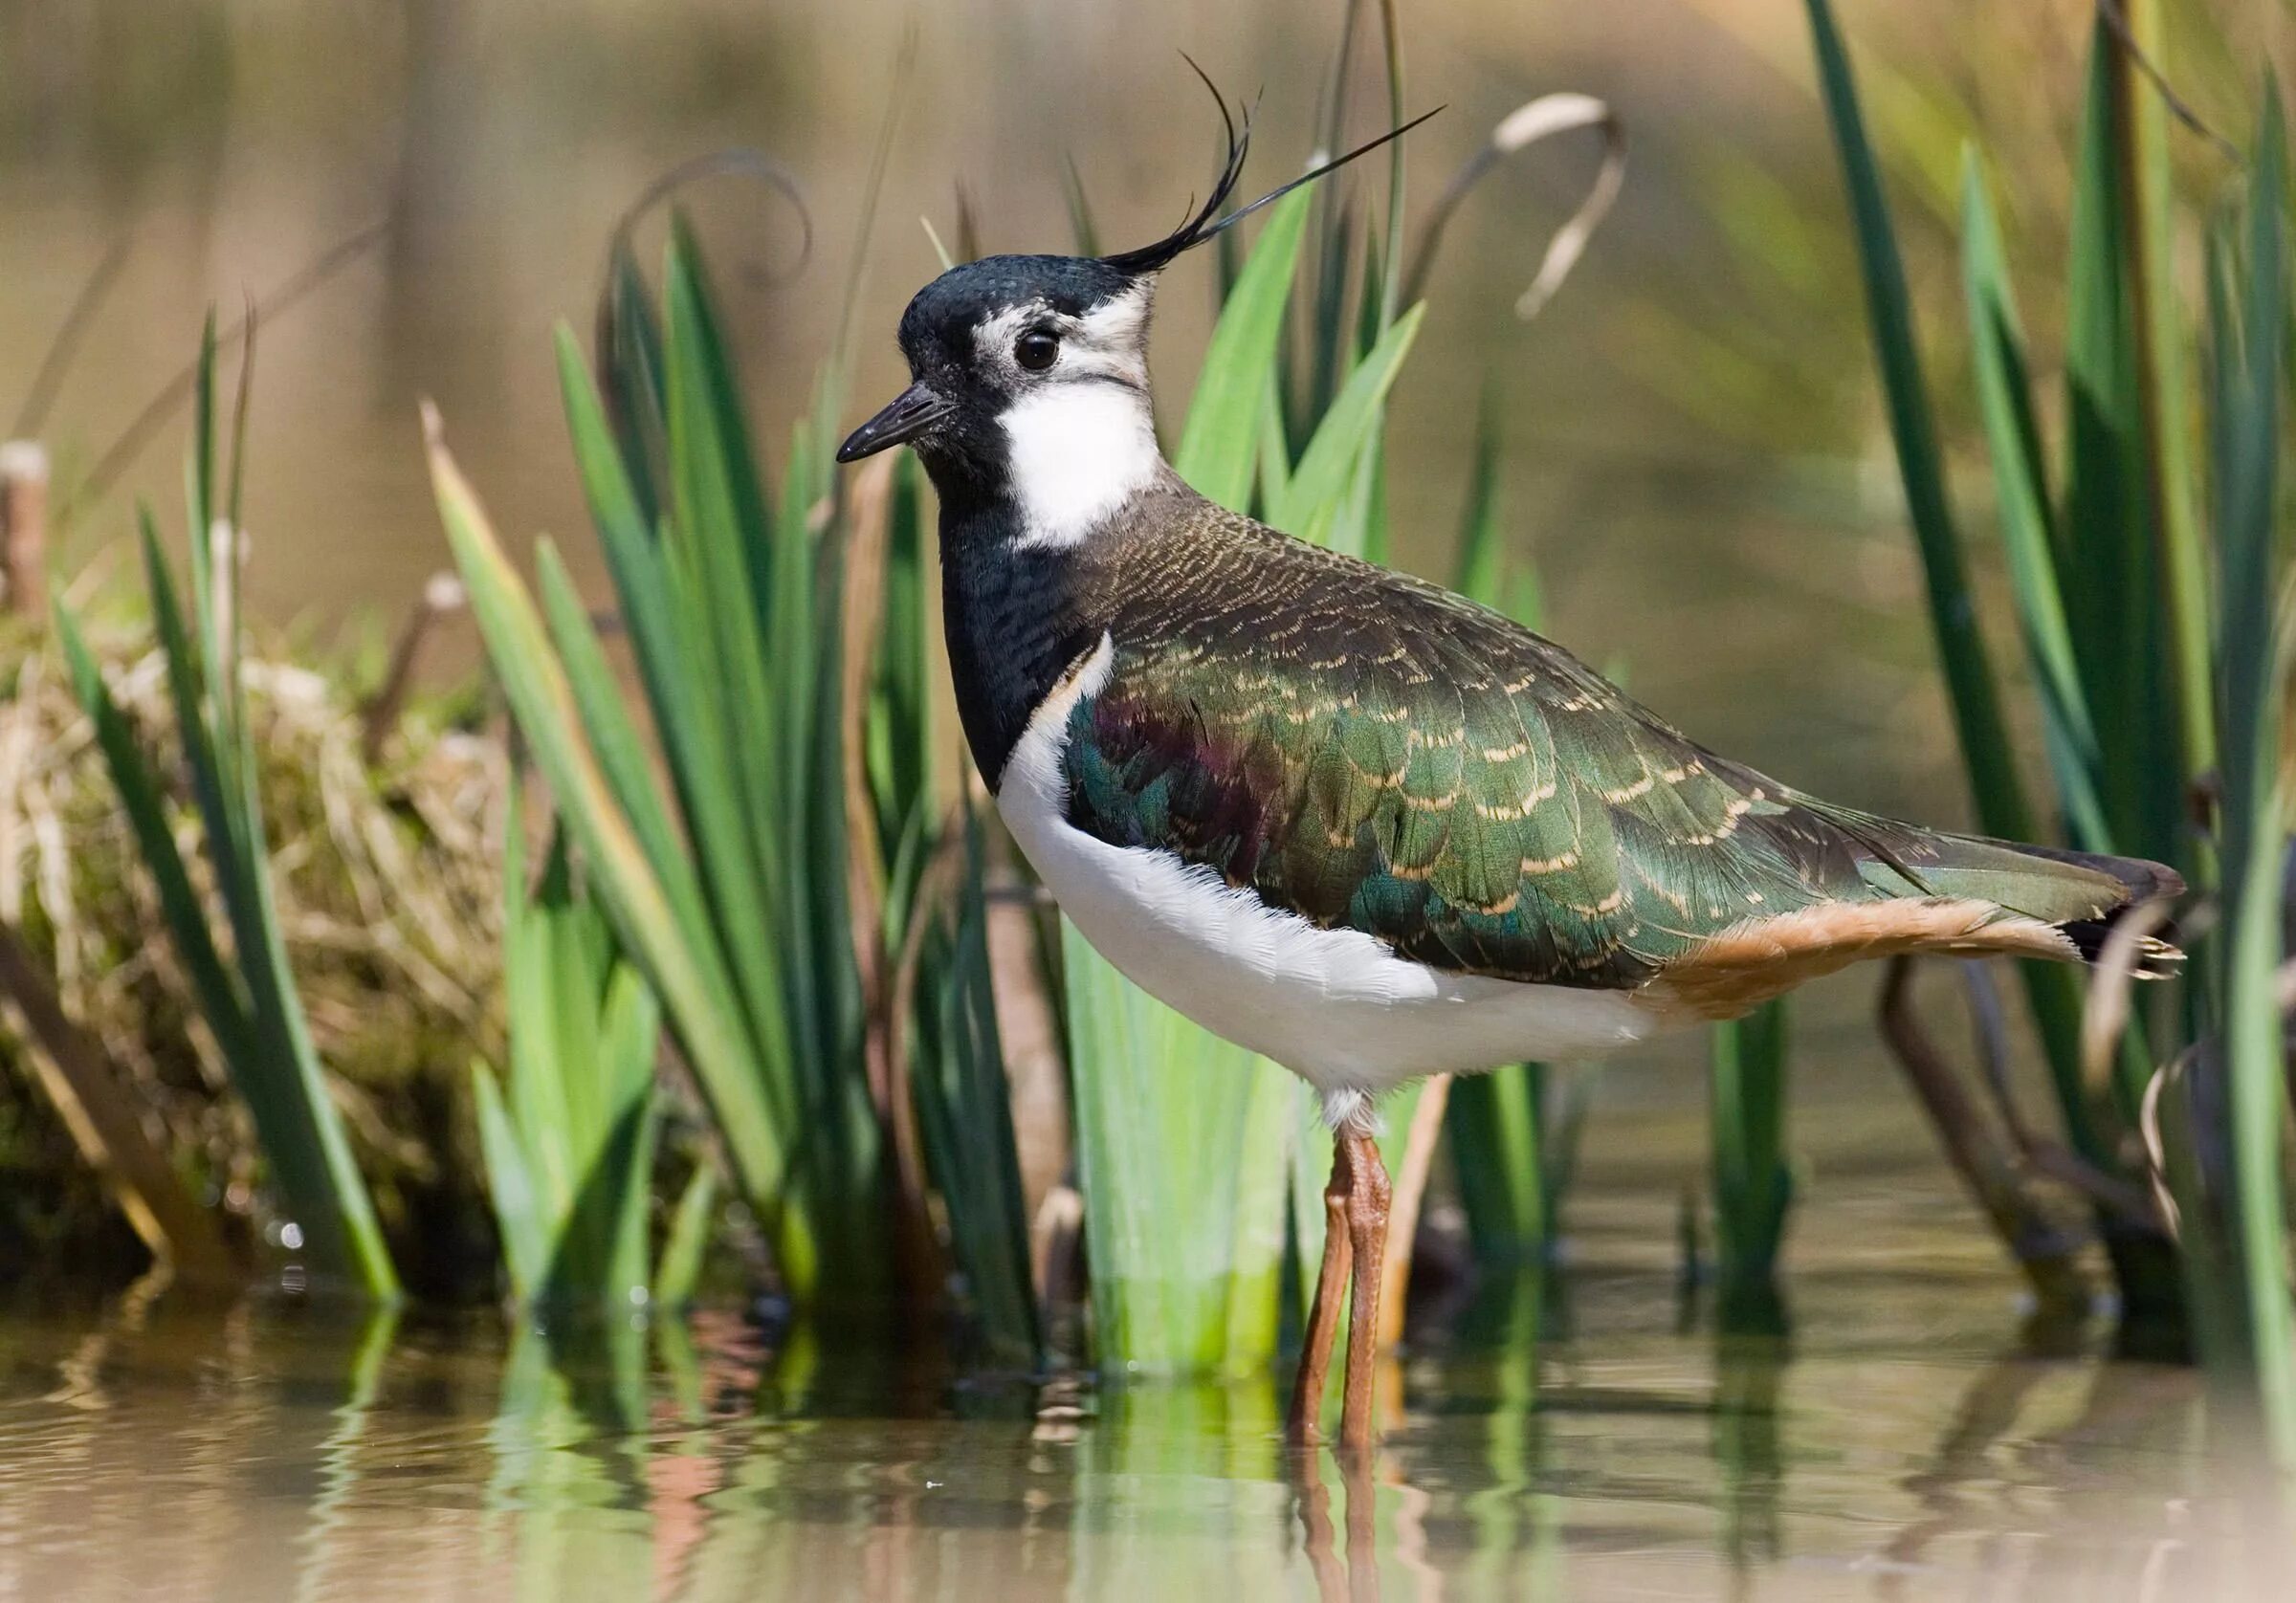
(1042, 480), (2175, 1017)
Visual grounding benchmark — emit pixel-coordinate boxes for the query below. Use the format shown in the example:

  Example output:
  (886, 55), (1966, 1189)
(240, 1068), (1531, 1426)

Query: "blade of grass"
(1174, 187), (1316, 511)
(1710, 999), (1793, 1298)
(1270, 302), (1424, 538)
(1959, 154), (2111, 852)
(2207, 79), (2294, 1463)
(427, 413), (789, 1215)
(908, 804), (1042, 1364)
(1065, 928), (1290, 1374)
(2111, 0), (2216, 838)
(597, 239), (669, 526)
(661, 245), (804, 1070)
(1804, 0), (2106, 1190)
(2064, 17), (2180, 879)
(474, 1062), (548, 1300)
(532, 542), (711, 952)
(60, 561), (396, 1295)
(653, 1161), (720, 1308)
(54, 604), (258, 1069)
(1802, 0), (2034, 844)
(1374, 0), (1407, 333)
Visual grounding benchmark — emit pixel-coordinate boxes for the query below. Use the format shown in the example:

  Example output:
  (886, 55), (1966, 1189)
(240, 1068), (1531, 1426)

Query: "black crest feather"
(1098, 59), (1442, 278)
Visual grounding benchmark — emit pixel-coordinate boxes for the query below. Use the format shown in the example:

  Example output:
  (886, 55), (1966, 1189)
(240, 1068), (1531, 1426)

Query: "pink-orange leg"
(1337, 1130), (1392, 1455)
(1288, 1131), (1396, 1453)
(1287, 1137), (1354, 1443)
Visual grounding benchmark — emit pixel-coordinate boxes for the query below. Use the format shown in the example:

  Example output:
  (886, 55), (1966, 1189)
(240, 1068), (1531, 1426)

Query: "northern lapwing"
(835, 85), (2182, 1452)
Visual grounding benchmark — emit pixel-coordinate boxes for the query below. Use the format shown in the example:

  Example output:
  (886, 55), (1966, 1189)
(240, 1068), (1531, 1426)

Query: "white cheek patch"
(1070, 284), (1152, 387)
(999, 384), (1162, 549)
(971, 281), (1163, 547)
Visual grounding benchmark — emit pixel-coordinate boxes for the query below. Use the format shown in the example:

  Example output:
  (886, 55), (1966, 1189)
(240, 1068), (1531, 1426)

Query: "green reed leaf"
(1272, 301), (1424, 540)
(653, 1161), (720, 1310)
(1804, 0), (2104, 1190)
(1959, 154), (2110, 852)
(2209, 79), (2295, 1461)
(429, 419), (790, 1215)
(1175, 187), (1314, 511)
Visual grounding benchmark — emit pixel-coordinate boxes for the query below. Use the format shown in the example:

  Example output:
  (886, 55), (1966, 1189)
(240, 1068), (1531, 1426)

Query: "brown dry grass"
(0, 614), (508, 1291)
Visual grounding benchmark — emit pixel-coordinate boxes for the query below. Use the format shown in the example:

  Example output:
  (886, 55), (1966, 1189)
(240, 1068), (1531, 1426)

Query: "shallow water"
(1, 1108), (2284, 1603)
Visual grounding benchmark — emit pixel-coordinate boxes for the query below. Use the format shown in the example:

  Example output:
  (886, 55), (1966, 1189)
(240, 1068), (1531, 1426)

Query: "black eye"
(1014, 328), (1060, 371)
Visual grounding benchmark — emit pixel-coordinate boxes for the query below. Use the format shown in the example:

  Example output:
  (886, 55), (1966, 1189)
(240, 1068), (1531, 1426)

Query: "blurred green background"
(17, 0), (2270, 828)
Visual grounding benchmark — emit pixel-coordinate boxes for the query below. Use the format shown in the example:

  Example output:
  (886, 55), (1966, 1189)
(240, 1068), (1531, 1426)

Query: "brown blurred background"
(2, 0), (2285, 838)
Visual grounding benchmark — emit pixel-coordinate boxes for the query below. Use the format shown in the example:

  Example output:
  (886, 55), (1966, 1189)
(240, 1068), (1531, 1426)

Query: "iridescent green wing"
(1061, 552), (1910, 989)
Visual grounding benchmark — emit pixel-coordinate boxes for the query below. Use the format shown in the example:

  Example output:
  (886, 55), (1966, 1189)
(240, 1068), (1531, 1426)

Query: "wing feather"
(1055, 508), (2048, 991)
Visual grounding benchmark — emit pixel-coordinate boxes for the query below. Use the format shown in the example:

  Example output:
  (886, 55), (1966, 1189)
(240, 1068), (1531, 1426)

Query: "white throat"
(998, 384), (1162, 549)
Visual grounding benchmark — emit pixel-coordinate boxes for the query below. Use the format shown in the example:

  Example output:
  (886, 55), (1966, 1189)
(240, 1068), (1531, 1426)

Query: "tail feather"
(1989, 837), (2187, 910)
(1903, 833), (2186, 975)
(1788, 790), (2188, 975)
(1647, 814), (2187, 1021)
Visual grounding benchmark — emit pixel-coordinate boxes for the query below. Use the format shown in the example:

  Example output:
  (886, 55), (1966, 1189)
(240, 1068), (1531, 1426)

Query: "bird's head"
(834, 253), (1161, 543)
(836, 71), (1435, 547)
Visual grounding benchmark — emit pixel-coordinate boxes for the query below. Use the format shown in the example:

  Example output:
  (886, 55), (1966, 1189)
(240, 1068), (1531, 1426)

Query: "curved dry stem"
(1962, 959), (2162, 1229)
(2096, 0), (2241, 162)
(358, 572), (465, 764)
(2078, 896), (2176, 1095)
(12, 232), (134, 442)
(606, 148), (814, 296)
(1879, 956), (2088, 1307)
(2137, 1049), (2185, 1241)
(1401, 92), (1626, 317)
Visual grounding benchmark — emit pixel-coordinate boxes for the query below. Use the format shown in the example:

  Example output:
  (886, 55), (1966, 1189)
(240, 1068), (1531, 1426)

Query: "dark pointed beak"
(835, 382), (953, 463)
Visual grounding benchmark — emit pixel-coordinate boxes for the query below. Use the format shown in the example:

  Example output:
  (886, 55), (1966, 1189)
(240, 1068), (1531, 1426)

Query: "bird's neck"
(918, 375), (1171, 787)
(933, 489), (1108, 790)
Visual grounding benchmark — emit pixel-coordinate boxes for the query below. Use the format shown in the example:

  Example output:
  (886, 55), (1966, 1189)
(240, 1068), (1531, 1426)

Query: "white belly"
(997, 635), (1676, 1109)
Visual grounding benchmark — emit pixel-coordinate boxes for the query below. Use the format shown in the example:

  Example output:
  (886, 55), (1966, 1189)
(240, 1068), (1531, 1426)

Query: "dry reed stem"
(1961, 961), (2164, 1229)
(0, 442), (47, 617)
(2080, 896), (2177, 1093)
(1377, 1071), (1450, 1350)
(983, 816), (1071, 1290)
(1879, 956), (2088, 1309)
(832, 455), (949, 1311)
(359, 572), (466, 763)
(0, 921), (240, 1284)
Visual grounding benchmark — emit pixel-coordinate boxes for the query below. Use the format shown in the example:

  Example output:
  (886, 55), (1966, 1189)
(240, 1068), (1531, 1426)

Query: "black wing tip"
(2043, 848), (2186, 973)
(2060, 912), (2185, 974)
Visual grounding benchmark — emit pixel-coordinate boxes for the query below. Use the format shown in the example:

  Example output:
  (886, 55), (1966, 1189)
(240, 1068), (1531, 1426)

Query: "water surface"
(1, 1099), (2281, 1602)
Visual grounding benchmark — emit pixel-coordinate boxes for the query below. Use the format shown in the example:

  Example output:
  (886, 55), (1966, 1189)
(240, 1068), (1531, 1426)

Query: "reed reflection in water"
(0, 1225), (2283, 1601)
